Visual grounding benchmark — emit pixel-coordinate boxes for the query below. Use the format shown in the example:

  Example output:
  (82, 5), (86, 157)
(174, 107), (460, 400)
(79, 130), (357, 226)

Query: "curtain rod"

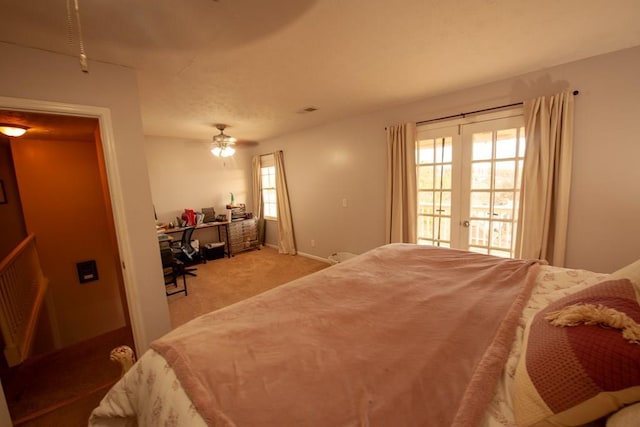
(415, 90), (579, 126)
(259, 150), (282, 157)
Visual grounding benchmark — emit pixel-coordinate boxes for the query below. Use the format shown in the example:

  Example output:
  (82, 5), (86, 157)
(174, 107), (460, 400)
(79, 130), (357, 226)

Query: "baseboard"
(297, 251), (331, 264)
(263, 244), (331, 264)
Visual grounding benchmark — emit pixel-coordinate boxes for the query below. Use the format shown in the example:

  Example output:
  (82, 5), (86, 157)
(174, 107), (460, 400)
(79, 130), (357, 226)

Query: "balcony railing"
(0, 234), (48, 367)
(417, 204), (518, 256)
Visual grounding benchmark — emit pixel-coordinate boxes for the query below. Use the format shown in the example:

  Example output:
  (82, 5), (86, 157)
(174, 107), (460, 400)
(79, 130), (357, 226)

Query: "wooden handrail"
(0, 234), (49, 367)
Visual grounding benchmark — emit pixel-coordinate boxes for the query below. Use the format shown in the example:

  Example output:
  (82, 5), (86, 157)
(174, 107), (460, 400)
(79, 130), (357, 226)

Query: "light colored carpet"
(168, 246), (329, 328)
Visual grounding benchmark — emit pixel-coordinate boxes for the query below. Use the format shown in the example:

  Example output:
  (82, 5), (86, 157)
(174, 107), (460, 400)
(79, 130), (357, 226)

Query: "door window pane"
(495, 128), (517, 159)
(417, 139), (435, 163)
(470, 191), (491, 218)
(418, 191), (434, 214)
(435, 164), (453, 189)
(493, 192), (515, 220)
(494, 160), (516, 189)
(436, 139), (453, 163)
(418, 165), (434, 189)
(471, 162), (492, 189)
(472, 132), (493, 160)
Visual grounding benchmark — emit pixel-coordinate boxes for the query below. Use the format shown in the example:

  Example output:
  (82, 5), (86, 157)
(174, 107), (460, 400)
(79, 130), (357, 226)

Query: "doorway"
(416, 109), (525, 257)
(0, 107), (134, 424)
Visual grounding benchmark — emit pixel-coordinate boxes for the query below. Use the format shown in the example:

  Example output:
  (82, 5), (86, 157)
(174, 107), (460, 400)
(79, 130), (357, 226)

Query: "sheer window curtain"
(385, 123), (417, 244)
(251, 155), (266, 245)
(274, 151), (297, 255)
(251, 155), (263, 219)
(515, 90), (574, 266)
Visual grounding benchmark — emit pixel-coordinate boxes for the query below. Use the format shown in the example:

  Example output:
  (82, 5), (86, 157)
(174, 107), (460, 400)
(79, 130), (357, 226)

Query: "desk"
(157, 234), (174, 247)
(159, 221), (232, 257)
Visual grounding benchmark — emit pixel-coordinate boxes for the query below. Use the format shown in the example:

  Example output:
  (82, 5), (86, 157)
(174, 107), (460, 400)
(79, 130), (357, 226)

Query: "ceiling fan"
(210, 124), (258, 157)
(211, 124), (236, 157)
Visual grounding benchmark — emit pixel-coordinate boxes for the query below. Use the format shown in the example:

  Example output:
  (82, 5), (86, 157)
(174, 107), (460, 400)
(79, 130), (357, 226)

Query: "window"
(261, 155), (277, 220)
(416, 111), (525, 257)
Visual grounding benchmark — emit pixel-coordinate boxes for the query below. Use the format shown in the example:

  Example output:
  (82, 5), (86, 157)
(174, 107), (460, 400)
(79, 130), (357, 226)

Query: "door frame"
(0, 96), (143, 357)
(416, 107), (524, 252)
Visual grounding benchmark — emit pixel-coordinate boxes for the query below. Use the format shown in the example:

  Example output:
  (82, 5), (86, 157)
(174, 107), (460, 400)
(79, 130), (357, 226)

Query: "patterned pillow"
(513, 278), (640, 426)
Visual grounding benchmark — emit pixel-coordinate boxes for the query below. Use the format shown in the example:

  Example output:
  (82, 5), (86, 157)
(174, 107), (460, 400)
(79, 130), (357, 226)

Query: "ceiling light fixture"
(211, 124), (236, 158)
(0, 124), (29, 137)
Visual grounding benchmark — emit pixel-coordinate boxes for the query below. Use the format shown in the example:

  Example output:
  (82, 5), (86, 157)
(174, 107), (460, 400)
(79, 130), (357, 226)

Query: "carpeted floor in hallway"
(167, 245), (329, 328)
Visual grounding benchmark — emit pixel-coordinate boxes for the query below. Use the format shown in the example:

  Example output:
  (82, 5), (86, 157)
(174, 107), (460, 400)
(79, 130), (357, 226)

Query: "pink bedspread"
(151, 244), (540, 426)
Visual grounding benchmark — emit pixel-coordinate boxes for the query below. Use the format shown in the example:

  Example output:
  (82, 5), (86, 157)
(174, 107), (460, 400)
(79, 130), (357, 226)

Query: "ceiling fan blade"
(235, 139), (258, 147)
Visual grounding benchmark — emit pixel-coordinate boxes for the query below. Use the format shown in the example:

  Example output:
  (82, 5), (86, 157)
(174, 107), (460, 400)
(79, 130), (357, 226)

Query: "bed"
(89, 244), (640, 426)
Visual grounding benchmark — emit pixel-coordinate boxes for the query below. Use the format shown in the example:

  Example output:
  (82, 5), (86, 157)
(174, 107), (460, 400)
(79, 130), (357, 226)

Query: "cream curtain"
(251, 155), (263, 219)
(515, 90), (574, 266)
(274, 151), (296, 255)
(385, 123), (417, 244)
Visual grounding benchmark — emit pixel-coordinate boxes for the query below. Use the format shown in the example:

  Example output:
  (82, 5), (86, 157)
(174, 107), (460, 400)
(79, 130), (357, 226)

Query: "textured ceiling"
(0, 0), (639, 143)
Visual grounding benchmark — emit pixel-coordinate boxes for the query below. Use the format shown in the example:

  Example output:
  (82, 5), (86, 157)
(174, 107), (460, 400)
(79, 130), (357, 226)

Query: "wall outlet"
(311, 239), (316, 247)
(342, 198), (348, 208)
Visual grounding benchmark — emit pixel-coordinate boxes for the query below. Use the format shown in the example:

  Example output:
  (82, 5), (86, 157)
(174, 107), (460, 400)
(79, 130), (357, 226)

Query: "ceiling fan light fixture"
(0, 124), (29, 137)
(211, 124), (236, 157)
(211, 145), (235, 157)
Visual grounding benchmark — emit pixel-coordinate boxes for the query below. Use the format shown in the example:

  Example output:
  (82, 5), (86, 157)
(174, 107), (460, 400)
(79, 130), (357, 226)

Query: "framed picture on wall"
(0, 180), (6, 204)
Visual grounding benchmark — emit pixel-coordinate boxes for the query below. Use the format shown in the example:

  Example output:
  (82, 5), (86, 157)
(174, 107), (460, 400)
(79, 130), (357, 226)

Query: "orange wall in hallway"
(11, 138), (125, 349)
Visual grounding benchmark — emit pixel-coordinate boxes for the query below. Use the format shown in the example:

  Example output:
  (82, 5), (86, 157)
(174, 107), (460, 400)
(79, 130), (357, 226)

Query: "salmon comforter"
(91, 244), (540, 426)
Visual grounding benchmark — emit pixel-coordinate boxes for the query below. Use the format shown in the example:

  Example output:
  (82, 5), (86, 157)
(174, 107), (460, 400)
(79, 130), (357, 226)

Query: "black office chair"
(172, 226), (202, 277)
(161, 247), (187, 296)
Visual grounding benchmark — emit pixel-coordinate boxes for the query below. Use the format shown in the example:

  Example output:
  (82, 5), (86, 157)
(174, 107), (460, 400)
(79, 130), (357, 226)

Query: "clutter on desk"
(226, 203), (248, 221)
(202, 207), (216, 223)
(181, 209), (196, 226)
(171, 207), (235, 228)
(180, 209), (205, 226)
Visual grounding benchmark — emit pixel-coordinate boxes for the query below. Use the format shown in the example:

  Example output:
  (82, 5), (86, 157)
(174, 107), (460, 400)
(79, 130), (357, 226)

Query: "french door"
(416, 112), (525, 257)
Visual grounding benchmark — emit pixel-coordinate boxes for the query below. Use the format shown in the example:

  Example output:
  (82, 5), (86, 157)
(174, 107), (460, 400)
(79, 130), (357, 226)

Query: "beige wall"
(12, 138), (125, 347)
(253, 46), (640, 273)
(145, 135), (253, 227)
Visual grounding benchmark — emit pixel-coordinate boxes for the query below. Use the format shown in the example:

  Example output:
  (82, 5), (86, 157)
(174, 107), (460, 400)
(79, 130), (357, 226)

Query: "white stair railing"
(0, 234), (48, 367)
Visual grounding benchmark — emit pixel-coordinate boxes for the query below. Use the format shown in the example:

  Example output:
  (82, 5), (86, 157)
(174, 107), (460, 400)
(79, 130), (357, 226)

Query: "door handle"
(462, 220), (470, 228)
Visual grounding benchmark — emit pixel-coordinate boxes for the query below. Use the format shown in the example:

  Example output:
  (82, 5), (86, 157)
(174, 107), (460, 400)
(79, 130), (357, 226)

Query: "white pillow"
(610, 258), (640, 286)
(607, 403), (640, 427)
